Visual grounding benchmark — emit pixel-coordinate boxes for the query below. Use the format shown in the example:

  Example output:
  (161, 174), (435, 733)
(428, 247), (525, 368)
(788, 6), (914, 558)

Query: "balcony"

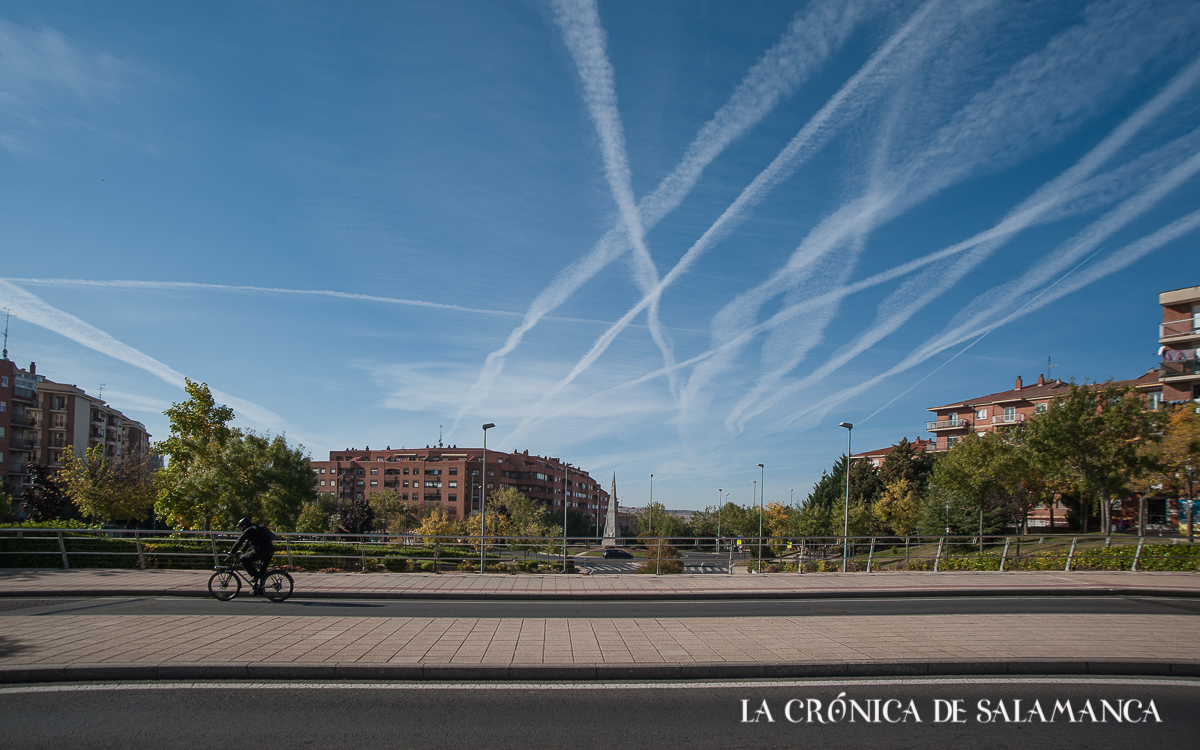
(1161, 359), (1200, 380)
(1160, 319), (1200, 342)
(991, 413), (1026, 425)
(12, 386), (36, 403)
(8, 438), (37, 451)
(9, 413), (36, 427)
(927, 418), (970, 431)
(6, 462), (28, 474)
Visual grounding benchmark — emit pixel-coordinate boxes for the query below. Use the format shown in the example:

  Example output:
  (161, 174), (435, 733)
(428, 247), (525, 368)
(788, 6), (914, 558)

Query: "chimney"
(29, 362), (35, 375)
(1015, 376), (1023, 390)
(1037, 374), (1044, 386)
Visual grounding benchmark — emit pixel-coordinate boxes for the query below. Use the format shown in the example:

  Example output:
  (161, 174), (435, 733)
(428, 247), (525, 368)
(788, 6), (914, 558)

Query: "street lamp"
(716, 488), (722, 553)
(838, 422), (852, 572)
(480, 423), (494, 574)
(649, 473), (654, 535)
(562, 464), (570, 572)
(1187, 463), (1195, 544)
(757, 463), (765, 569)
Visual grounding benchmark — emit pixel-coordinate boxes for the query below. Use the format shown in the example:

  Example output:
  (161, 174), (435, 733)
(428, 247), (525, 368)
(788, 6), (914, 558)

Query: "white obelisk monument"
(602, 472), (620, 547)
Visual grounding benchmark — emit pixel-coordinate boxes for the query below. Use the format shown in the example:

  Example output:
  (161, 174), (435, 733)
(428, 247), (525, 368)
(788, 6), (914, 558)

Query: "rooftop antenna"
(2, 308), (9, 359)
(98, 383), (105, 401)
(1047, 356), (1058, 381)
(438, 425), (443, 448)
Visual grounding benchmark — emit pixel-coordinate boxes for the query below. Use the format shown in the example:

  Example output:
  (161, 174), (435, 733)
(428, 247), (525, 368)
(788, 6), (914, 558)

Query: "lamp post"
(716, 488), (722, 553)
(1187, 464), (1195, 544)
(480, 423), (494, 574)
(838, 422), (852, 572)
(562, 464), (570, 572)
(648, 473), (653, 535)
(757, 463), (765, 568)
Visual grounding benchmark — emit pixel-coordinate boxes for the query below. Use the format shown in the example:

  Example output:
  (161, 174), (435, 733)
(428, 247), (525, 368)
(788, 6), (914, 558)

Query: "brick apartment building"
(1, 359), (150, 510)
(1159, 284), (1200, 403)
(850, 437), (936, 468)
(310, 445), (610, 527)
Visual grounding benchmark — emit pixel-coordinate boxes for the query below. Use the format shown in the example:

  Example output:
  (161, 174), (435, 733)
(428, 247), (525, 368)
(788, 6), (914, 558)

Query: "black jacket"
(231, 524), (274, 554)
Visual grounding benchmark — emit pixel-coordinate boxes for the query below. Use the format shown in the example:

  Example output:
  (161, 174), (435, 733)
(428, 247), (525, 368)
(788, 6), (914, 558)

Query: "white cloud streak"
(770, 146), (1200, 434)
(452, 0), (890, 431)
(0, 279), (285, 431)
(500, 0), (948, 446)
(726, 51), (1200, 430)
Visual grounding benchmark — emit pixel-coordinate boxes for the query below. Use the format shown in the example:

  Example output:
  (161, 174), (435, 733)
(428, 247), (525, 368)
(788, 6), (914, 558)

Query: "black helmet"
(237, 518), (252, 529)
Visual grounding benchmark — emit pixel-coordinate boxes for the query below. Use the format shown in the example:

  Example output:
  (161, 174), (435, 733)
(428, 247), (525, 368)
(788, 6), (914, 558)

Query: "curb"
(2, 586), (1200, 601)
(3, 659), (1199, 684)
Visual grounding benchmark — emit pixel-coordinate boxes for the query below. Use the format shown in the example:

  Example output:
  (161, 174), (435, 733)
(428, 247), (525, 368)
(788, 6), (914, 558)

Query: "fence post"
(934, 536), (944, 572)
(135, 530), (146, 570)
(1065, 537), (1078, 572)
(799, 540), (806, 574)
(56, 530), (69, 570)
(999, 537), (1011, 572)
(360, 535), (367, 572)
(728, 542), (733, 575)
(210, 533), (220, 567)
(1132, 537), (1145, 572)
(434, 544), (440, 573)
(905, 536), (910, 569)
(866, 538), (876, 573)
(285, 537), (294, 568)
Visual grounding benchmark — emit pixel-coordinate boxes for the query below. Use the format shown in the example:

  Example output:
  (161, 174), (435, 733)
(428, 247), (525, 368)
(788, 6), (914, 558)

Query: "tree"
(1024, 382), (1160, 533)
(59, 445), (156, 523)
(1138, 405), (1200, 535)
(927, 432), (1019, 544)
(24, 464), (70, 522)
(797, 455), (882, 536)
(154, 381), (316, 530)
(414, 507), (458, 543)
(874, 478), (921, 536)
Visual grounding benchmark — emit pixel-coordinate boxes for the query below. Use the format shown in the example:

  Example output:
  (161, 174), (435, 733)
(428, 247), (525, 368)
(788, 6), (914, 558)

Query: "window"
(0, 376), (7, 387)
(448, 481), (457, 488)
(319, 468), (325, 474)
(448, 468), (457, 475)
(448, 494), (457, 502)
(370, 480), (378, 487)
(976, 409), (986, 419)
(370, 468), (378, 475)
(403, 468), (410, 475)
(402, 493), (409, 501)
(0, 401), (6, 412)
(1148, 391), (1163, 411)
(486, 469), (494, 477)
(1035, 403), (1047, 413)
(403, 480), (409, 487)
(356, 480), (364, 487)
(0, 427), (4, 438)
(356, 493), (364, 500)
(356, 469), (364, 475)
(52, 396), (66, 410)
(947, 436), (959, 448)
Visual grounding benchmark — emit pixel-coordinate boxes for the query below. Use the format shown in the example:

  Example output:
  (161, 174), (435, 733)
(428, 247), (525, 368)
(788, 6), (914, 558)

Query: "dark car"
(602, 548), (633, 559)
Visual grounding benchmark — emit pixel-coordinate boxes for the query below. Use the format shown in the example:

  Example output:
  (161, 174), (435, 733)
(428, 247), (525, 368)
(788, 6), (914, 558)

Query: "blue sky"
(2, 0), (1199, 511)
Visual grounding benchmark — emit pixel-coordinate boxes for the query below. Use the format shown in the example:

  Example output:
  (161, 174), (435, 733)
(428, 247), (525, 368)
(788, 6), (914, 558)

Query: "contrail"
(0, 279), (286, 431)
(550, 0), (678, 397)
(771, 148), (1200, 433)
(703, 0), (1200, 431)
(501, 0), (946, 446)
(452, 0), (891, 430)
(727, 53), (1200, 430)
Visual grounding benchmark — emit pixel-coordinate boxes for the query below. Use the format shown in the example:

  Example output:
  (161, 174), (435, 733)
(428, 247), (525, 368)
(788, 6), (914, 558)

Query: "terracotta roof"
(851, 438), (936, 460)
(928, 368), (1162, 412)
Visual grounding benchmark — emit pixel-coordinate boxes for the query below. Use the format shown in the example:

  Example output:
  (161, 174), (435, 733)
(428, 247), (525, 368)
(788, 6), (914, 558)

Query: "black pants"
(240, 548), (273, 585)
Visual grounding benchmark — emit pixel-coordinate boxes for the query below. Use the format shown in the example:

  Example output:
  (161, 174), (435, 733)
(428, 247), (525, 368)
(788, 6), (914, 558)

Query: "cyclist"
(229, 518), (274, 595)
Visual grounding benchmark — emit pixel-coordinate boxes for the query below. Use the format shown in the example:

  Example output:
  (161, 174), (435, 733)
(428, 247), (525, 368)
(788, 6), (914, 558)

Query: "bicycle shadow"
(0, 635), (30, 659)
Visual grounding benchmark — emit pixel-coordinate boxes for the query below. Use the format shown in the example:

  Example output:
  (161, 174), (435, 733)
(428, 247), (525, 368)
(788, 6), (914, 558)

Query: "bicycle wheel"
(262, 570), (293, 602)
(208, 570), (241, 601)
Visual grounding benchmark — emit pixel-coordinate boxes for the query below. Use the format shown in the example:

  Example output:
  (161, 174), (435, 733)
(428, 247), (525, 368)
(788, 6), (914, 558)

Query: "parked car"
(602, 548), (633, 559)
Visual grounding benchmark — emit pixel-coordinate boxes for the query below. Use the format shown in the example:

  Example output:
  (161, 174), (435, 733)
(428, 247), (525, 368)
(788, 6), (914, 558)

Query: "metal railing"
(991, 413), (1025, 424)
(1161, 359), (1200, 379)
(927, 418), (970, 430)
(1, 530), (1196, 573)
(1160, 320), (1200, 339)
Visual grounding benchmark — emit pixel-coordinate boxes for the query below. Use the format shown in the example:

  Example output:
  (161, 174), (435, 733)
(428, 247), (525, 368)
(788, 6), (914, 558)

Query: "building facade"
(1159, 284), (1200, 404)
(0, 359), (151, 510)
(310, 445), (610, 527)
(850, 437), (937, 468)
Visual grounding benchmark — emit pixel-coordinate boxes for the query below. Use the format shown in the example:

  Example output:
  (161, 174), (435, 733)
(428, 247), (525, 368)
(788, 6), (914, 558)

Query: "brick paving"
(1, 568), (1198, 599)
(1, 569), (1197, 682)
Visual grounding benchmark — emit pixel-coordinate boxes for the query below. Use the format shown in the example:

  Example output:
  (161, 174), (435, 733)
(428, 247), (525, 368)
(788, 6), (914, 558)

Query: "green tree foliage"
(1024, 381), (1160, 533)
(154, 380), (316, 530)
(634, 501), (690, 540)
(24, 464), (71, 522)
(797, 455), (881, 536)
(874, 478), (921, 536)
(925, 432), (1018, 540)
(1138, 405), (1200, 500)
(59, 445), (156, 523)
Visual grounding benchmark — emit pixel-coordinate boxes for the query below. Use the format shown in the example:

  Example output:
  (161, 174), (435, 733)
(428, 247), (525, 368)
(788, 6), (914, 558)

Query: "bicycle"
(208, 555), (293, 602)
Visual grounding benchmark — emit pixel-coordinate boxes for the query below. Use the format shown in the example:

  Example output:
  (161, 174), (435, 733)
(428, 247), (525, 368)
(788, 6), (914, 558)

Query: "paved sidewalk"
(2, 611), (1198, 683)
(3, 569), (1197, 683)
(2, 568), (1199, 600)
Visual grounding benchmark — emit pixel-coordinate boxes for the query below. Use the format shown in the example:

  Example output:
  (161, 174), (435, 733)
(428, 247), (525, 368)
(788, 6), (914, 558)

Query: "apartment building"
(925, 370), (1161, 451)
(310, 445), (610, 525)
(850, 437), (937, 468)
(1159, 284), (1200, 404)
(0, 359), (150, 507)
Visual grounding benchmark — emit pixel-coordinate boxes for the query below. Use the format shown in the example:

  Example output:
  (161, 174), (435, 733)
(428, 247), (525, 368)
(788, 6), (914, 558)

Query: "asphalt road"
(3, 595), (1199, 619)
(1, 677), (1195, 749)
